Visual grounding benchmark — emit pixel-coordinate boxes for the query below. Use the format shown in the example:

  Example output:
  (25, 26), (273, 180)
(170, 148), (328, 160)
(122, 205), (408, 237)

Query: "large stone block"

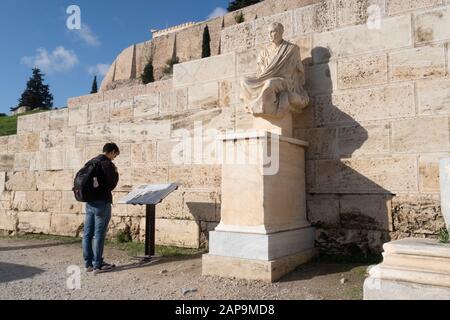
(236, 48), (258, 77)
(188, 82), (219, 110)
(160, 88), (187, 114)
(64, 147), (85, 170)
(315, 84), (415, 125)
(0, 210), (17, 231)
(221, 21), (256, 54)
(30, 152), (47, 171)
(169, 165), (221, 189)
(5, 171), (37, 191)
(414, 6), (450, 44)
(12, 191), (44, 212)
(75, 124), (120, 147)
(420, 154), (445, 192)
(313, 15), (412, 58)
(391, 117), (449, 153)
(0, 155), (14, 172)
(49, 213), (84, 237)
(8, 133), (40, 153)
(68, 105), (89, 127)
(338, 123), (390, 157)
(88, 101), (110, 124)
(114, 45), (135, 81)
(306, 194), (340, 228)
(295, 128), (338, 159)
(14, 153), (31, 171)
(131, 142), (156, 165)
(184, 190), (220, 222)
(256, 11), (295, 44)
(17, 212), (51, 234)
(171, 108), (235, 137)
(156, 190), (185, 220)
(40, 128), (76, 150)
(119, 121), (171, 143)
(387, 0), (444, 15)
(337, 0), (386, 27)
(67, 93), (103, 108)
(43, 191), (62, 212)
(417, 78), (450, 115)
(36, 171), (73, 191)
(110, 99), (133, 122)
(49, 108), (69, 130)
(173, 53), (236, 87)
(219, 80), (241, 108)
(46, 148), (65, 171)
(134, 94), (159, 118)
(0, 191), (12, 210)
(61, 191), (82, 214)
(131, 166), (169, 186)
(304, 60), (338, 96)
(338, 53), (388, 89)
(151, 218), (200, 248)
(389, 45), (446, 81)
(294, 0), (336, 35)
(0, 172), (4, 192)
(315, 156), (418, 193)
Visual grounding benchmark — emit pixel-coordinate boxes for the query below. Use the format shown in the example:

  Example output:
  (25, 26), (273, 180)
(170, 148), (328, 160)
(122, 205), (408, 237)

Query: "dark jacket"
(85, 155), (119, 204)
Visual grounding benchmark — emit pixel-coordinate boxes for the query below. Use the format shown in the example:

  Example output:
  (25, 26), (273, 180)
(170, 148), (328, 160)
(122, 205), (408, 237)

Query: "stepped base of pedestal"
(364, 238), (450, 300)
(202, 248), (317, 282)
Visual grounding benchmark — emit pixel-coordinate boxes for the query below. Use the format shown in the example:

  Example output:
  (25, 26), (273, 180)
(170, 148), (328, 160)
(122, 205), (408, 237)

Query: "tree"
(90, 76), (98, 94)
(13, 68), (53, 111)
(202, 26), (211, 58)
(141, 60), (155, 84)
(227, 0), (262, 12)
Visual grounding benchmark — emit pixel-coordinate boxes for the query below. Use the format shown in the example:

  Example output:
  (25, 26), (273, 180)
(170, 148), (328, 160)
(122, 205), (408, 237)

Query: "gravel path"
(0, 238), (369, 300)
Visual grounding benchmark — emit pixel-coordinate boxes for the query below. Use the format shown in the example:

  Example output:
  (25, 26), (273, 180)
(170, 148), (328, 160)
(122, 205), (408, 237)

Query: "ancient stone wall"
(1, 0), (449, 255)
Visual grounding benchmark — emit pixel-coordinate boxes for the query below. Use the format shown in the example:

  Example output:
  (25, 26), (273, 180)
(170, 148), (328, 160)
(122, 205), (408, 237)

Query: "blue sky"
(0, 0), (229, 114)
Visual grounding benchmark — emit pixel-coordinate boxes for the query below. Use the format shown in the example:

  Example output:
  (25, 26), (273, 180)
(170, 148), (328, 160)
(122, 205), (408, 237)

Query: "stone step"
(383, 238), (450, 259)
(369, 265), (450, 288)
(383, 253), (450, 274)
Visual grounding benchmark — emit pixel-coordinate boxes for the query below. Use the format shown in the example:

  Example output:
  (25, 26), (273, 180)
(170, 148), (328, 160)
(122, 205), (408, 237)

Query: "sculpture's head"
(268, 22), (284, 45)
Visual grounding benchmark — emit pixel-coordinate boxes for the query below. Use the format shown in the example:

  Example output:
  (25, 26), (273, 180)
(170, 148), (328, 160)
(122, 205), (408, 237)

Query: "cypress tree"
(141, 60), (155, 84)
(202, 26), (211, 58)
(90, 76), (98, 94)
(14, 68), (53, 111)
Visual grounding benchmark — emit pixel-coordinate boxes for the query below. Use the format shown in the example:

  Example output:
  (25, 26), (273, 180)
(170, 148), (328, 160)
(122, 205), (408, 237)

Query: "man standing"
(82, 143), (120, 274)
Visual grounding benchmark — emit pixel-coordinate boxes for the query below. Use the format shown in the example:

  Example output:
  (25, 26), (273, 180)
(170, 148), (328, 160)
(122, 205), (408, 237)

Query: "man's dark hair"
(103, 143), (120, 154)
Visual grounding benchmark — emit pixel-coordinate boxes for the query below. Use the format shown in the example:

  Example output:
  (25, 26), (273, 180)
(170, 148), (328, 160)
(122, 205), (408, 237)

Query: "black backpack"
(73, 160), (101, 203)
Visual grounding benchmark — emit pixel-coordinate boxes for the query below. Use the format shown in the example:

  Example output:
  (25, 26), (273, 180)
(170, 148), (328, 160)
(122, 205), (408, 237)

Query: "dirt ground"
(0, 237), (370, 300)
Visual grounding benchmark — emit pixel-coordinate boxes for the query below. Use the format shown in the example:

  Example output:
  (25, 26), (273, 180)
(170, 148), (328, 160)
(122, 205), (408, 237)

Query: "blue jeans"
(83, 200), (112, 269)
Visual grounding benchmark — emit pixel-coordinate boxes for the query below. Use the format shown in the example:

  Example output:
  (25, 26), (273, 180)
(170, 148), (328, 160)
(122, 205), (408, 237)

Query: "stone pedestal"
(364, 238), (450, 300)
(202, 131), (316, 282)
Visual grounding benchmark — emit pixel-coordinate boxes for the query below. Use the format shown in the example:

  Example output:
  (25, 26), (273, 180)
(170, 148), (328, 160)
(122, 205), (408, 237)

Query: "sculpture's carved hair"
(269, 22), (284, 34)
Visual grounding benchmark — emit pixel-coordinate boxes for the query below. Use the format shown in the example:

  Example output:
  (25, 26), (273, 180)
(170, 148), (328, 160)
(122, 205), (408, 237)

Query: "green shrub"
(235, 11), (245, 24)
(439, 228), (450, 244)
(163, 56), (180, 75)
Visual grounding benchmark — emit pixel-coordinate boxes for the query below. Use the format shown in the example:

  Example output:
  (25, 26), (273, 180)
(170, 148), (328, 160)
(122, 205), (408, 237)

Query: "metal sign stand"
(144, 204), (156, 260)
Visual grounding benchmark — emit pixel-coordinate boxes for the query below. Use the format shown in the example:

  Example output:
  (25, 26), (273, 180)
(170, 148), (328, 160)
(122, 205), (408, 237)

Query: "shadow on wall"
(299, 47), (393, 257)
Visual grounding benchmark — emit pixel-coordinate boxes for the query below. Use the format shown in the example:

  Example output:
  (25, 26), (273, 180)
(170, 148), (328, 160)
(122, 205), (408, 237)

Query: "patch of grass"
(343, 286), (363, 300)
(0, 233), (81, 244)
(105, 240), (205, 258)
(439, 228), (450, 244)
(0, 109), (49, 136)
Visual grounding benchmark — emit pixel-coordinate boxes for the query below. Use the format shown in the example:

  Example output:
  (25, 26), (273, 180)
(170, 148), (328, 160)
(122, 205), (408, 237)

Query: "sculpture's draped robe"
(241, 40), (309, 118)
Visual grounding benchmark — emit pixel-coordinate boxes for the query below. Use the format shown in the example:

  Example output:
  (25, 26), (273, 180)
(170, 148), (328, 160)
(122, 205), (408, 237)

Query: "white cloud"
(88, 64), (110, 77)
(72, 23), (100, 47)
(207, 7), (227, 20)
(21, 46), (78, 73)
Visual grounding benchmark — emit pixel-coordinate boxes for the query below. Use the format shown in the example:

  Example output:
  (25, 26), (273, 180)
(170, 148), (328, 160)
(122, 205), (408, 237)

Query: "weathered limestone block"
(67, 93), (103, 108)
(43, 191), (62, 212)
(30, 152), (47, 171)
(0, 191), (12, 210)
(294, 0), (336, 35)
(237, 48), (259, 77)
(134, 94), (159, 118)
(14, 153), (31, 171)
(0, 172), (4, 192)
(169, 165), (221, 189)
(0, 136), (8, 149)
(5, 171), (37, 191)
(8, 133), (40, 153)
(64, 148), (85, 170)
(392, 194), (444, 235)
(306, 194), (340, 228)
(414, 6), (450, 44)
(156, 140), (184, 166)
(88, 101), (110, 124)
(131, 166), (169, 186)
(119, 121), (171, 143)
(255, 11), (294, 44)
(110, 99), (133, 121)
(160, 88), (187, 114)
(387, 0), (444, 15)
(315, 84), (414, 125)
(49, 108), (69, 130)
(340, 195), (393, 231)
(184, 190), (220, 222)
(313, 15), (412, 58)
(18, 112), (50, 133)
(49, 213), (84, 237)
(36, 171), (74, 191)
(40, 128), (76, 149)
(291, 35), (313, 63)
(61, 191), (82, 214)
(84, 144), (105, 162)
(171, 108), (235, 137)
(188, 82), (219, 110)
(304, 60), (338, 96)
(173, 53), (236, 87)
(389, 46), (446, 81)
(219, 80), (241, 108)
(111, 192), (128, 216)
(0, 155), (14, 172)
(338, 123), (390, 158)
(420, 154), (445, 192)
(75, 124), (120, 147)
(391, 117), (449, 153)
(12, 191), (44, 212)
(221, 21), (256, 54)
(338, 53), (388, 89)
(17, 212), (51, 234)
(46, 148), (65, 171)
(114, 45), (135, 81)
(315, 156), (418, 193)
(0, 210), (17, 231)
(295, 128), (338, 159)
(68, 105), (89, 126)
(156, 190), (185, 220)
(17, 114), (34, 133)
(417, 78), (450, 115)
(337, 0), (386, 27)
(131, 142), (156, 165)
(150, 218), (200, 248)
